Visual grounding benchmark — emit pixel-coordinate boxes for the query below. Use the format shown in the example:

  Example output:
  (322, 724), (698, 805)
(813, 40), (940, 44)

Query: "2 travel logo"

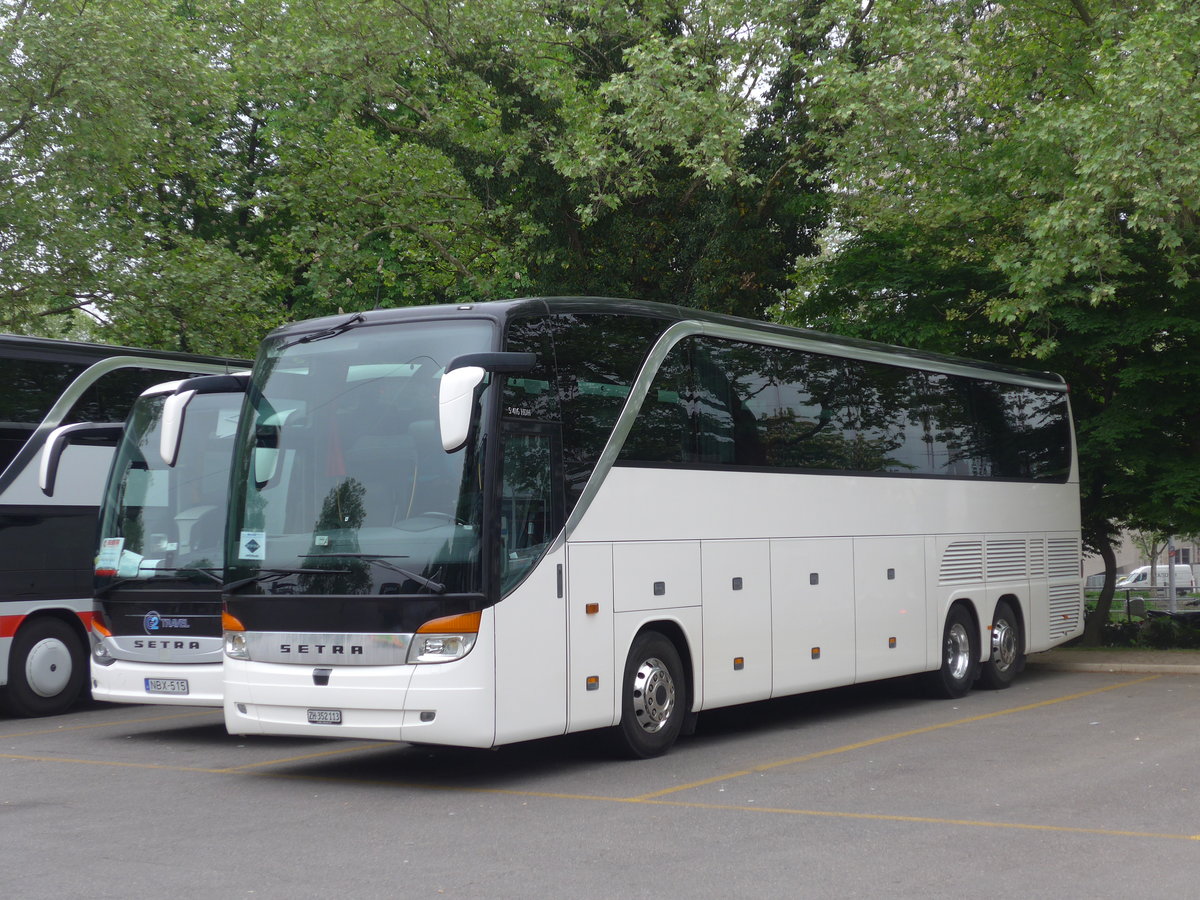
(143, 611), (191, 634)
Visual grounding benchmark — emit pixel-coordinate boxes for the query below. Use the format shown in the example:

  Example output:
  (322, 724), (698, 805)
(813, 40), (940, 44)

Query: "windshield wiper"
(278, 312), (365, 349)
(303, 553), (447, 594)
(154, 566), (224, 585)
(95, 566), (224, 596)
(225, 566), (352, 593)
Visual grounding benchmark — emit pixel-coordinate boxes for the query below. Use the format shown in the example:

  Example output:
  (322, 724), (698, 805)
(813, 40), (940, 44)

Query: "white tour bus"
(1, 334), (238, 716)
(215, 299), (1083, 757)
(82, 374), (249, 706)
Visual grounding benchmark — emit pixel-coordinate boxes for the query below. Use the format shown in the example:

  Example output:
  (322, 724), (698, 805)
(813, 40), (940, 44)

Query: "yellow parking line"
(637, 797), (1200, 842)
(215, 743), (382, 771)
(0, 708), (221, 740)
(632, 675), (1161, 801)
(0, 752), (225, 774)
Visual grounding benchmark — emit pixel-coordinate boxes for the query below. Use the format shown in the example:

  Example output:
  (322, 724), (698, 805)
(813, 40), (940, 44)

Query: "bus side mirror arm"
(39, 422), (124, 496)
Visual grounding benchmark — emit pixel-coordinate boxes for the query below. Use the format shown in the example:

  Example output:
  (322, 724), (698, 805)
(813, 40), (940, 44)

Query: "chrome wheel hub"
(631, 656), (676, 734)
(944, 623), (972, 682)
(991, 618), (1018, 672)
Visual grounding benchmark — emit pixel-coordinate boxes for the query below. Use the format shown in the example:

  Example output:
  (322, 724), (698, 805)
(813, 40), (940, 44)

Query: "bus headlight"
(407, 612), (480, 664)
(225, 632), (249, 660)
(223, 610), (249, 660)
(91, 637), (116, 666)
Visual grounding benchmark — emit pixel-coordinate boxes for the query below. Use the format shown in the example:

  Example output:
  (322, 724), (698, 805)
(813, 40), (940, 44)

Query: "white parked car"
(1115, 565), (1196, 595)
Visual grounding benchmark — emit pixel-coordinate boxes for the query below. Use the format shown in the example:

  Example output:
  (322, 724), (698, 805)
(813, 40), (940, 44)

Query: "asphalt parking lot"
(3, 665), (1198, 899)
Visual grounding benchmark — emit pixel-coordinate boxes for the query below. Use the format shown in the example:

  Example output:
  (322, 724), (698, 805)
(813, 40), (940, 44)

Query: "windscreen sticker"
(96, 537), (124, 575)
(239, 531), (266, 561)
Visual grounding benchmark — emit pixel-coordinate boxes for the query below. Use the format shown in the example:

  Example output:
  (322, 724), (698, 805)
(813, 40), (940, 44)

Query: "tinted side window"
(623, 338), (928, 474)
(558, 314), (666, 503)
(619, 335), (1070, 483)
(503, 317), (560, 423)
(994, 383), (1072, 480)
(922, 374), (1070, 481)
(840, 359), (929, 474)
(0, 357), (87, 472)
(619, 342), (691, 464)
(63, 366), (202, 426)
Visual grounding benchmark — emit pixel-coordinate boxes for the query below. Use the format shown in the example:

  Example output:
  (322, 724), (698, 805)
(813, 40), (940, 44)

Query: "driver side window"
(499, 430), (560, 594)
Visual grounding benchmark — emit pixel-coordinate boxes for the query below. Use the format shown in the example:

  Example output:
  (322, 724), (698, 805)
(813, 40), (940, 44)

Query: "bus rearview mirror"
(39, 422), (124, 496)
(160, 389), (195, 467)
(439, 366), (487, 452)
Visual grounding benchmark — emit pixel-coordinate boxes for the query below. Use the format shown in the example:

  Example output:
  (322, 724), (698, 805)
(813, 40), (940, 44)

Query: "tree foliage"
(2, 0), (823, 353)
(782, 1), (1200, 552)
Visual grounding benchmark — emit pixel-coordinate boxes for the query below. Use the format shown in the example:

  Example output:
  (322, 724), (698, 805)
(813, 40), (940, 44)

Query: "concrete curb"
(1027, 660), (1200, 675)
(1025, 652), (1200, 675)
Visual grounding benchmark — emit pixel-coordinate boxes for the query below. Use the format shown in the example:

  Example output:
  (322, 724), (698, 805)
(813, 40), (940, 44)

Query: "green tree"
(783, 0), (1200, 641)
(3, 1), (822, 346)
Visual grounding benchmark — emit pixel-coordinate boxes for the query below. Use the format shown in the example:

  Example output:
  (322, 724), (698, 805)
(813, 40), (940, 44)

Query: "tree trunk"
(1081, 541), (1118, 646)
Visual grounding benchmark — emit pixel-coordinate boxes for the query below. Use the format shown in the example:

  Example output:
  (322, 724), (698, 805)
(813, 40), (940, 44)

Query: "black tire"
(923, 604), (978, 699)
(612, 631), (687, 759)
(3, 617), (87, 717)
(977, 599), (1024, 690)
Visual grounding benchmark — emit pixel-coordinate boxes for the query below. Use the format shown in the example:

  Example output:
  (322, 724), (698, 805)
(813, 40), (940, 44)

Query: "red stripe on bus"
(0, 611), (93, 638)
(0, 615), (23, 638)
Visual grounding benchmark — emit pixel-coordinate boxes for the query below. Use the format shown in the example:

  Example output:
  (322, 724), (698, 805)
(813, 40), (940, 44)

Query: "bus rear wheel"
(978, 600), (1023, 690)
(613, 631), (686, 759)
(923, 605), (978, 699)
(3, 617), (87, 717)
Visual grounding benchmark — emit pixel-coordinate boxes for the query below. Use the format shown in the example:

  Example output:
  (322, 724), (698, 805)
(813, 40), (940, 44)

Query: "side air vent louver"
(985, 539), (1028, 581)
(1028, 539), (1047, 577)
(1048, 583), (1082, 638)
(939, 541), (983, 585)
(1047, 538), (1080, 578)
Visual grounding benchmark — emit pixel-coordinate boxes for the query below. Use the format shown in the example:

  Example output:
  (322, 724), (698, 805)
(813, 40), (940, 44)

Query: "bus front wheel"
(613, 632), (686, 759)
(978, 600), (1024, 690)
(3, 617), (87, 717)
(924, 605), (978, 699)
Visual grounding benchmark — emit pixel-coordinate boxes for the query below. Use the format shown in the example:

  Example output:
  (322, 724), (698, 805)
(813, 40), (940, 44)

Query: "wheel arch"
(16, 606), (90, 645)
(630, 618), (696, 712)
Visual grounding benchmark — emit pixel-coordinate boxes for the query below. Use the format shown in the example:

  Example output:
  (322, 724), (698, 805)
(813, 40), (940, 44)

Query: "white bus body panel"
(565, 542), (616, 733)
(562, 466), (1082, 717)
(770, 539), (856, 694)
(853, 535), (929, 682)
(493, 546), (568, 745)
(702, 540), (771, 707)
(224, 608), (497, 747)
(92, 659), (223, 707)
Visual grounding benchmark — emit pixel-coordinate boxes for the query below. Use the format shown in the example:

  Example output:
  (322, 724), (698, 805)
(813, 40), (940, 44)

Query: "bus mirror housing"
(161, 372), (250, 467)
(254, 424), (280, 487)
(39, 422), (124, 496)
(439, 367), (486, 452)
(439, 352), (537, 452)
(160, 390), (195, 467)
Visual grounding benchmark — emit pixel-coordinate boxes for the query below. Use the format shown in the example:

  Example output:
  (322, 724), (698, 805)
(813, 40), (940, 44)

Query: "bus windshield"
(226, 319), (493, 598)
(96, 390), (241, 587)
